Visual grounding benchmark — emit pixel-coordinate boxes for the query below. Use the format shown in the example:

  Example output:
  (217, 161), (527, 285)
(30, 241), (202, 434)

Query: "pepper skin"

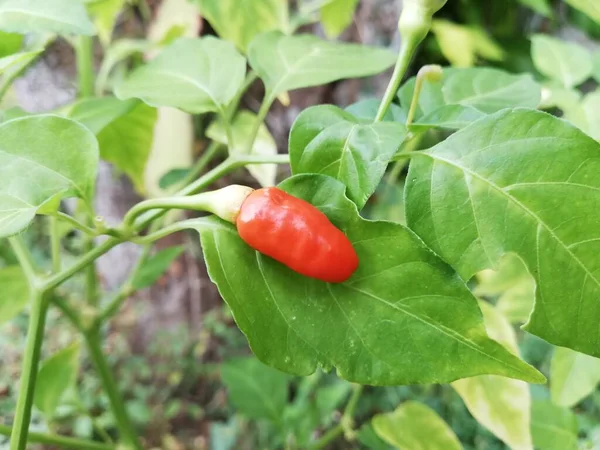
(236, 187), (359, 283)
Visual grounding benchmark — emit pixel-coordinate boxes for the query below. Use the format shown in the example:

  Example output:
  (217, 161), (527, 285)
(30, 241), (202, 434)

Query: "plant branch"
(50, 216), (61, 273)
(8, 236), (38, 283)
(169, 142), (223, 193)
(9, 290), (48, 450)
(76, 36), (95, 98)
(406, 65), (442, 126)
(55, 212), (98, 236)
(85, 334), (143, 450)
(243, 93), (275, 155)
(0, 424), (113, 450)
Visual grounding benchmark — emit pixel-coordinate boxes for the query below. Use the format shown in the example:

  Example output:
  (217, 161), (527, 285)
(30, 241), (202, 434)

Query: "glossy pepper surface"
(236, 187), (359, 283)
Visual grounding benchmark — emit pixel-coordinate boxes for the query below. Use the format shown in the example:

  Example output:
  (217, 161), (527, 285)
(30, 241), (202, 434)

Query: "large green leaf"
(564, 0), (600, 24)
(68, 97), (157, 193)
(248, 31), (396, 98)
(452, 302), (533, 450)
(398, 68), (540, 130)
(0, 265), (28, 324)
(221, 357), (289, 423)
(550, 346), (600, 407)
(115, 37), (246, 115)
(289, 105), (406, 208)
(0, 115), (98, 238)
(207, 110), (278, 187)
(320, 0), (359, 38)
(372, 401), (462, 450)
(34, 342), (80, 418)
(183, 175), (543, 385)
(531, 400), (578, 450)
(405, 109), (600, 357)
(531, 35), (592, 88)
(0, 0), (94, 35)
(193, 0), (290, 53)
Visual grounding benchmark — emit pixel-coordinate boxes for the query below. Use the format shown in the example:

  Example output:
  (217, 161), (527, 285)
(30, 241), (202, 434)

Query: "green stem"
(375, 36), (421, 122)
(50, 216), (61, 273)
(84, 234), (98, 307)
(55, 212), (97, 237)
(308, 424), (343, 450)
(85, 334), (143, 450)
(76, 36), (95, 98)
(129, 218), (213, 245)
(9, 290), (48, 450)
(8, 237), (38, 283)
(169, 142), (223, 193)
(243, 93), (275, 155)
(406, 65), (442, 126)
(226, 71), (258, 119)
(0, 424), (113, 450)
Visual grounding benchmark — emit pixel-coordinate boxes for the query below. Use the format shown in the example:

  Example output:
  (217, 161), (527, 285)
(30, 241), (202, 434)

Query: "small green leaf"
(221, 357), (289, 422)
(85, 0), (126, 46)
(34, 342), (80, 418)
(531, 400), (578, 450)
(159, 168), (190, 190)
(452, 302), (533, 450)
(115, 37), (247, 114)
(0, 265), (28, 324)
(405, 109), (600, 358)
(0, 115), (99, 238)
(564, 0), (600, 24)
(132, 246), (185, 290)
(67, 96), (139, 135)
(531, 34), (592, 88)
(564, 90), (600, 141)
(193, 0), (290, 53)
(320, 0), (359, 38)
(207, 111), (278, 187)
(551, 346), (600, 407)
(517, 0), (552, 16)
(372, 401), (463, 450)
(0, 30), (23, 57)
(289, 105), (406, 208)
(183, 175), (544, 385)
(248, 31), (396, 98)
(0, 0), (95, 36)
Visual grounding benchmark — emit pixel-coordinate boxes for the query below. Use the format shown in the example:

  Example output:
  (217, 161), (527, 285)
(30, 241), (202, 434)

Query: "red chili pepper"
(236, 187), (359, 283)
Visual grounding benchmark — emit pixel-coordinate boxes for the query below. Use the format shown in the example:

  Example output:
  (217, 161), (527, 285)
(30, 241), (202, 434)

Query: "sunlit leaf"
(531, 34), (592, 88)
(551, 346), (600, 407)
(320, 0), (359, 38)
(0, 0), (94, 35)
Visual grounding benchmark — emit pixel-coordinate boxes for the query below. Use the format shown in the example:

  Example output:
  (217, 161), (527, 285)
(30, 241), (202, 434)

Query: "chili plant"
(1, 0), (600, 448)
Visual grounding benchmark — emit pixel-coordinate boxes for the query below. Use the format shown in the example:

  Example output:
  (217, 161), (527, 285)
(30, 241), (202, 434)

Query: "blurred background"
(2, 0), (600, 448)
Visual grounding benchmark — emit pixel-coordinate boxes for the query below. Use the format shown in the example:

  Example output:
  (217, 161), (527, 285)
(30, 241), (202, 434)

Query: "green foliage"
(372, 401), (462, 450)
(0, 31), (23, 57)
(289, 105), (406, 208)
(192, 175), (543, 385)
(248, 31), (396, 98)
(550, 347), (600, 407)
(405, 109), (600, 358)
(0, 0), (94, 35)
(33, 342), (80, 418)
(85, 0), (125, 46)
(0, 265), (28, 324)
(320, 0), (359, 38)
(531, 400), (579, 450)
(194, 0), (290, 53)
(116, 37), (247, 114)
(131, 246), (185, 290)
(564, 0), (600, 24)
(531, 35), (593, 88)
(0, 116), (98, 237)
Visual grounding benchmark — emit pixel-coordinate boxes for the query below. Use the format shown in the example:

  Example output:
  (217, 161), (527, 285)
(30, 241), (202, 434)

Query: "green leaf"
(405, 109), (600, 358)
(540, 82), (581, 111)
(475, 254), (536, 324)
(0, 0), (94, 36)
(159, 168), (190, 190)
(289, 105), (406, 208)
(531, 34), (592, 88)
(398, 68), (540, 130)
(593, 52), (600, 84)
(96, 39), (154, 95)
(517, 0), (552, 16)
(115, 37), (247, 114)
(345, 99), (408, 123)
(431, 20), (504, 68)
(221, 357), (289, 422)
(0, 31), (23, 58)
(68, 97), (157, 193)
(320, 0), (359, 38)
(550, 346), (600, 407)
(531, 400), (578, 450)
(452, 302), (533, 450)
(0, 115), (98, 238)
(34, 342), (80, 418)
(184, 174), (544, 385)
(564, 90), (600, 141)
(85, 0), (126, 46)
(564, 0), (600, 24)
(194, 0), (290, 53)
(0, 50), (42, 94)
(248, 31), (396, 98)
(372, 401), (463, 450)
(0, 265), (28, 324)
(207, 110), (278, 187)
(132, 246), (185, 290)
(358, 423), (394, 450)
